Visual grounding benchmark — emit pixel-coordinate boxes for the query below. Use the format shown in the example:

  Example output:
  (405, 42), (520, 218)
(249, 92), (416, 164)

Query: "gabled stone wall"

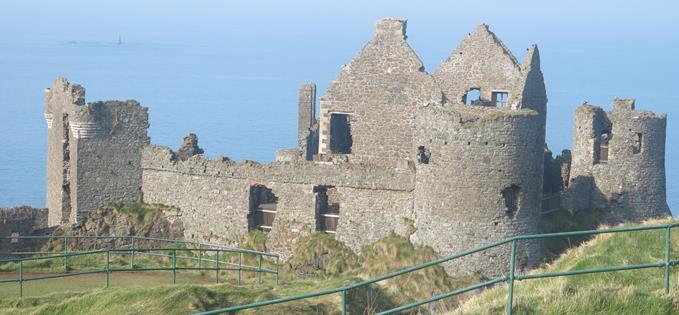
(434, 24), (522, 107)
(318, 18), (443, 167)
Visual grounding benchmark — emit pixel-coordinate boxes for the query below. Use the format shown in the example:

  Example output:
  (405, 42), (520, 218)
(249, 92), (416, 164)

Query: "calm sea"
(0, 1), (676, 214)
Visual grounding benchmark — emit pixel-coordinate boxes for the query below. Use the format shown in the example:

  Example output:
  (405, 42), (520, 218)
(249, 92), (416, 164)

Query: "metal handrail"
(0, 236), (281, 297)
(0, 235), (277, 257)
(195, 221), (679, 315)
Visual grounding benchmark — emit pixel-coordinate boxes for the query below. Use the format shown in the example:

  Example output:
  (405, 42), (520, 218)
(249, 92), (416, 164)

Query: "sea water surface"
(0, 0), (677, 214)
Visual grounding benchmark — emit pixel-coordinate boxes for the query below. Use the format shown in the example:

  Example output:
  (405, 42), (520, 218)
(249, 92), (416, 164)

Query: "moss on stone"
(483, 108), (538, 121)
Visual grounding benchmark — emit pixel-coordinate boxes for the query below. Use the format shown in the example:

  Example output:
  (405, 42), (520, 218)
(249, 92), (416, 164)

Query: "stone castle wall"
(318, 18), (443, 167)
(44, 78), (149, 226)
(35, 18), (669, 278)
(141, 144), (415, 258)
(412, 106), (544, 275)
(44, 78), (84, 226)
(433, 24), (522, 106)
(0, 207), (49, 255)
(0, 206), (48, 237)
(70, 100), (149, 223)
(568, 99), (670, 222)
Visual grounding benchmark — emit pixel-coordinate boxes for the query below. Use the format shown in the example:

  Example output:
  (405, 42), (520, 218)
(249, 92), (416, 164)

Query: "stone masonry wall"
(0, 207), (48, 255)
(44, 78), (150, 226)
(70, 100), (149, 223)
(44, 78), (85, 226)
(433, 24), (522, 106)
(412, 105), (543, 276)
(568, 99), (670, 222)
(318, 18), (443, 166)
(141, 144), (415, 257)
(0, 206), (48, 237)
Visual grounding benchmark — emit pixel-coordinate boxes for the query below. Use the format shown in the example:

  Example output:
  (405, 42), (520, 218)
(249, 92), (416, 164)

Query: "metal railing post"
(276, 256), (279, 286)
(216, 250), (220, 284)
(341, 289), (347, 315)
(507, 239), (517, 315)
(258, 254), (263, 284)
(665, 226), (672, 294)
(198, 245), (202, 269)
(63, 237), (68, 272)
(19, 259), (23, 298)
(105, 250), (110, 289)
(131, 237), (136, 269)
(172, 249), (177, 284)
(238, 252), (242, 285)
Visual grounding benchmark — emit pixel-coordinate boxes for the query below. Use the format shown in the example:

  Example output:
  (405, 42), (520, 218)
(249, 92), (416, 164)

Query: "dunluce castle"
(24, 18), (670, 275)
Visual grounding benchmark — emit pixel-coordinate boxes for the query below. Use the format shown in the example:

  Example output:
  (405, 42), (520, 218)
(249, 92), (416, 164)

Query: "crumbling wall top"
(374, 18), (407, 39)
(176, 133), (204, 161)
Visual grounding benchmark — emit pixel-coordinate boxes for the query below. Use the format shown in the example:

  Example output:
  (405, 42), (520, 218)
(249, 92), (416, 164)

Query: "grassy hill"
(455, 219), (679, 315)
(0, 232), (478, 314)
(4, 215), (679, 314)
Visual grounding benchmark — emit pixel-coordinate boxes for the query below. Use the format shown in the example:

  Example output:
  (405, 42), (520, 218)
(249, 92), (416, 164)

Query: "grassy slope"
(0, 277), (351, 315)
(0, 232), (477, 314)
(456, 219), (679, 315)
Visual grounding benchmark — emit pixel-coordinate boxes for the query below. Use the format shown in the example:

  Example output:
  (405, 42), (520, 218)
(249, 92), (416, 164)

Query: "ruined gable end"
(514, 44), (547, 115)
(318, 17), (442, 166)
(433, 24), (522, 107)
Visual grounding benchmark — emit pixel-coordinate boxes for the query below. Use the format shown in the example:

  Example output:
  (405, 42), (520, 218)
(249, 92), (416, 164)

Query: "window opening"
(417, 146), (429, 164)
(633, 133), (642, 154)
(248, 185), (278, 232)
(329, 114), (352, 154)
(314, 186), (339, 233)
(501, 185), (521, 218)
(492, 91), (509, 108)
(597, 128), (612, 164)
(464, 88), (481, 106)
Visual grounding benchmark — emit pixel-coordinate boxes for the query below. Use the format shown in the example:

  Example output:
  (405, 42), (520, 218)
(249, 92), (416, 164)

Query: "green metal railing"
(195, 222), (679, 315)
(0, 235), (279, 297)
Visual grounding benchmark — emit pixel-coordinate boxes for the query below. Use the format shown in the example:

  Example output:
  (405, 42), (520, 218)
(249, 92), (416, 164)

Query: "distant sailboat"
(117, 35), (122, 45)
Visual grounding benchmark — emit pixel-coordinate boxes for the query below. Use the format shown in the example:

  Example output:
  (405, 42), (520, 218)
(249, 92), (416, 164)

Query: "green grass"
(0, 231), (478, 314)
(7, 216), (679, 314)
(455, 219), (679, 314)
(0, 277), (355, 315)
(539, 208), (609, 262)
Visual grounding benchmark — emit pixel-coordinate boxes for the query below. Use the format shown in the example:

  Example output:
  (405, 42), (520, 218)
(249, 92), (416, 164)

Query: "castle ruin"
(41, 18), (670, 276)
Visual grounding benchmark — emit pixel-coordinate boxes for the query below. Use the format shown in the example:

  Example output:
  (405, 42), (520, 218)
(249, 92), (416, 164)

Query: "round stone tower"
(410, 24), (547, 276)
(411, 106), (544, 276)
(568, 99), (670, 222)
